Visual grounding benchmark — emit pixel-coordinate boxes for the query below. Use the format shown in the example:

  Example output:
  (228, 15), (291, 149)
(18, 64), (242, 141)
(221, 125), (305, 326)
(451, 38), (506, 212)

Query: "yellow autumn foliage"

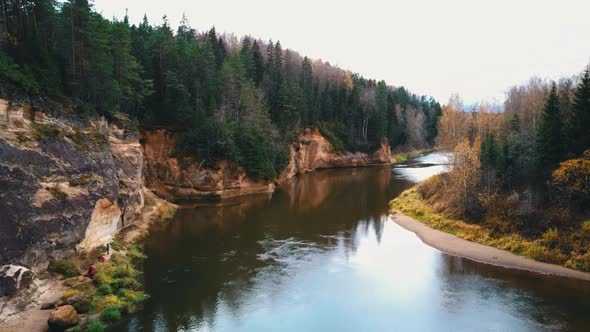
(552, 150), (590, 203)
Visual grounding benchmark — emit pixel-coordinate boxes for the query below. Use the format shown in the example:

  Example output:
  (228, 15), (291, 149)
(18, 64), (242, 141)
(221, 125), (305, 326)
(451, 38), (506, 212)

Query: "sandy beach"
(392, 211), (590, 281)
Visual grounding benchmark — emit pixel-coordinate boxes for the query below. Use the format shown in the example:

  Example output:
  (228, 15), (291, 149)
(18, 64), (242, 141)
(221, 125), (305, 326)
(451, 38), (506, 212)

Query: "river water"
(115, 153), (590, 332)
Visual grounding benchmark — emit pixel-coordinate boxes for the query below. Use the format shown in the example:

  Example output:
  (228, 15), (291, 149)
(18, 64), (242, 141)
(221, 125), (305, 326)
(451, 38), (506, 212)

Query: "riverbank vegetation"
(44, 195), (175, 331)
(0, 0), (441, 180)
(392, 66), (590, 271)
(392, 186), (590, 269)
(48, 240), (149, 331)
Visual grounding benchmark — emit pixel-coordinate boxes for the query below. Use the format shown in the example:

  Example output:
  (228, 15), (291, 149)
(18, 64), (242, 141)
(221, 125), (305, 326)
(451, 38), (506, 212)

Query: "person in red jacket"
(88, 263), (96, 279)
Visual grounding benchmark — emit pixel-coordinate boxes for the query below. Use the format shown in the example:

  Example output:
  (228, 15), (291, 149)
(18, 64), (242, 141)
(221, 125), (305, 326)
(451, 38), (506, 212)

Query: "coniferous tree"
(537, 83), (563, 171)
(251, 40), (264, 86)
(239, 36), (255, 83)
(0, 2), (443, 179)
(570, 67), (590, 154)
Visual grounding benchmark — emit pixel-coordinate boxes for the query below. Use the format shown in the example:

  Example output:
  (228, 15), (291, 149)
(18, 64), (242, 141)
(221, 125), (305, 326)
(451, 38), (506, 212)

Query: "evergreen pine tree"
(537, 83), (563, 171)
(251, 40), (264, 86)
(570, 67), (590, 154)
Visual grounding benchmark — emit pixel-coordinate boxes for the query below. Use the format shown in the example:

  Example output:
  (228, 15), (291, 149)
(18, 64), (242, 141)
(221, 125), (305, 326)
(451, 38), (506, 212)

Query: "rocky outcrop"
(141, 128), (391, 203)
(0, 265), (34, 297)
(280, 128), (391, 179)
(0, 98), (144, 268)
(141, 130), (274, 203)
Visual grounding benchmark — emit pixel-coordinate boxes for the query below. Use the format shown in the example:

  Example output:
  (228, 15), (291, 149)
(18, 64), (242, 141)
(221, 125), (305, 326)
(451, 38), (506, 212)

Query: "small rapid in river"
(113, 152), (590, 332)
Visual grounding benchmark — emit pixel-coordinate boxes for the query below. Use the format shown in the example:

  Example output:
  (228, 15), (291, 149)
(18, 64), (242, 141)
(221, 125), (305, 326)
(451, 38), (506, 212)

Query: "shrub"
(158, 203), (177, 222)
(98, 284), (113, 295)
(566, 252), (590, 272)
(110, 236), (123, 251)
(112, 277), (141, 290)
(48, 258), (80, 277)
(33, 124), (60, 141)
(87, 321), (106, 332)
(544, 208), (571, 227)
(103, 295), (121, 306)
(94, 270), (114, 286)
(541, 228), (560, 248)
(551, 151), (590, 207)
(0, 51), (39, 93)
(100, 305), (122, 322)
(318, 126), (345, 153)
(118, 289), (150, 306)
(527, 243), (568, 265)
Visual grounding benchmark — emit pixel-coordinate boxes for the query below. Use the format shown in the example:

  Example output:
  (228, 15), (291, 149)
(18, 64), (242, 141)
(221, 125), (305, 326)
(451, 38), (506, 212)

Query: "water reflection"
(115, 153), (590, 332)
(393, 152), (451, 182)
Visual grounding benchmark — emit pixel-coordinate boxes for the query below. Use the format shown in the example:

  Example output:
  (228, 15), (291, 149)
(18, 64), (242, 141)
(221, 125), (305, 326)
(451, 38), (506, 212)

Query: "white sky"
(94, 0), (590, 105)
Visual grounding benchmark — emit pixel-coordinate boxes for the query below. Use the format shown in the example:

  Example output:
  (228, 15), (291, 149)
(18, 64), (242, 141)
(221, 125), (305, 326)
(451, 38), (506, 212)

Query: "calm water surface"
(114, 153), (590, 332)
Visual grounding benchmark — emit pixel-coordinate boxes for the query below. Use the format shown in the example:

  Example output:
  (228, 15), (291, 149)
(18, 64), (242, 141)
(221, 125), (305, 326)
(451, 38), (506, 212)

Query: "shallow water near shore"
(113, 153), (590, 332)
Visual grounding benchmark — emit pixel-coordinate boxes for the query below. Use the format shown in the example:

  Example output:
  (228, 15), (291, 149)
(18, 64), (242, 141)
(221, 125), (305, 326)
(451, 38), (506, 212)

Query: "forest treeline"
(0, 0), (441, 179)
(418, 66), (590, 270)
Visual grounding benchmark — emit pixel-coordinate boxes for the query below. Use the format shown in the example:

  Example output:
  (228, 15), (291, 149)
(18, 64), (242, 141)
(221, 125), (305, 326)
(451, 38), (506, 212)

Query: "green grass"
(87, 321), (106, 332)
(100, 305), (122, 322)
(56, 241), (150, 330)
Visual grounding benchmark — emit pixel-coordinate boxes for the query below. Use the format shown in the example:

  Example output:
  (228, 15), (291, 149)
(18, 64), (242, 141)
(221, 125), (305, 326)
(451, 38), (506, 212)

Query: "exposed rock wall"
(141, 128), (391, 202)
(280, 128), (391, 179)
(0, 99), (143, 268)
(0, 265), (34, 297)
(141, 130), (274, 203)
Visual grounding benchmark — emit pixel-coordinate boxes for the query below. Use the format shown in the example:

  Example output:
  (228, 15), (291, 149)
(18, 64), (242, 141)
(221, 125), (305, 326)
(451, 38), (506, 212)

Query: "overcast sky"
(94, 0), (590, 105)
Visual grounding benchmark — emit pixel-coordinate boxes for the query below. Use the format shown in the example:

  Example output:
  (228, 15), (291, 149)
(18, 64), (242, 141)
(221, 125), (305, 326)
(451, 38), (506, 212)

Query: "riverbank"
(390, 189), (590, 281)
(390, 148), (435, 164)
(0, 191), (176, 332)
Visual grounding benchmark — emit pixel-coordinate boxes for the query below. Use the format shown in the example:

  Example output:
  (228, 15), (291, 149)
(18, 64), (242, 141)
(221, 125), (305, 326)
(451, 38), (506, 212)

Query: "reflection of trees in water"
(435, 255), (590, 331)
(124, 166), (413, 330)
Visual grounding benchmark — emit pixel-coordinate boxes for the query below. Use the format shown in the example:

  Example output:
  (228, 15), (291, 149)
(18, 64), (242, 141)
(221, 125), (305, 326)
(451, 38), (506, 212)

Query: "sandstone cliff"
(141, 130), (275, 203)
(141, 128), (391, 203)
(0, 98), (144, 269)
(281, 128), (391, 178)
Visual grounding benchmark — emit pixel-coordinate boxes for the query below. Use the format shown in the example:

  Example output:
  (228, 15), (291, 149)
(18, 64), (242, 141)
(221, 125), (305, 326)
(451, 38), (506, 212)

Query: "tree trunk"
(1, 0), (10, 39)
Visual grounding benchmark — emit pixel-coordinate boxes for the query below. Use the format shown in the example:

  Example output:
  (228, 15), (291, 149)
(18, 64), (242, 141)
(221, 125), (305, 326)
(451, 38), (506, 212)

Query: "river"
(114, 152), (590, 332)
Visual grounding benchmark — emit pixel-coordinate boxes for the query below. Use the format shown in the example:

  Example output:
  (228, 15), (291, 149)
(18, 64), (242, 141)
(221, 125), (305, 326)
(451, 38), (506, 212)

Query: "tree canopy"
(0, 0), (441, 179)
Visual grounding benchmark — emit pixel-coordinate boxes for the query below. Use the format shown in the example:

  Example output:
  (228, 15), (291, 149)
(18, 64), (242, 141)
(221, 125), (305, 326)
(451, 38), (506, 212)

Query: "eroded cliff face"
(141, 128), (391, 202)
(0, 99), (143, 269)
(141, 130), (275, 203)
(280, 128), (391, 179)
